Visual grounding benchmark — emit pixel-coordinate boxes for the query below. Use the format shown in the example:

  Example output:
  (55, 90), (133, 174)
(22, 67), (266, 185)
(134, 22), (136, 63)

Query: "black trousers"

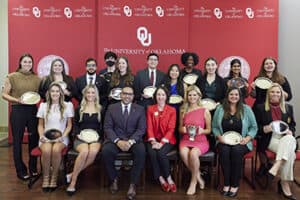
(101, 142), (145, 184)
(218, 143), (249, 187)
(10, 105), (39, 176)
(146, 143), (174, 180)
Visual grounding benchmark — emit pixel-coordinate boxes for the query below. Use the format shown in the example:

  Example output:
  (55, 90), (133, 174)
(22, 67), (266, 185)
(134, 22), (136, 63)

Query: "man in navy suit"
(75, 58), (108, 108)
(102, 86), (146, 200)
(134, 53), (165, 108)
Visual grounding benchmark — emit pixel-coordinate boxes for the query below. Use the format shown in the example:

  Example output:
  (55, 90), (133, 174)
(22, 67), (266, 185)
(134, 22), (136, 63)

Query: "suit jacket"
(146, 104), (176, 145)
(104, 102), (146, 143)
(134, 68), (165, 108)
(75, 74), (108, 108)
(196, 74), (226, 103)
(255, 103), (296, 152)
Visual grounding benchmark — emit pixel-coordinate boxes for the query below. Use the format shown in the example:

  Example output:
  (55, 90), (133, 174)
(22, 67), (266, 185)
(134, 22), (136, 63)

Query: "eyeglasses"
(122, 92), (134, 96)
(87, 64), (96, 67)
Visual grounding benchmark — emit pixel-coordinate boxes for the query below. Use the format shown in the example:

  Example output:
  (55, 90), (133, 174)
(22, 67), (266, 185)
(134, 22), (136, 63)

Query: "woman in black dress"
(66, 85), (102, 195)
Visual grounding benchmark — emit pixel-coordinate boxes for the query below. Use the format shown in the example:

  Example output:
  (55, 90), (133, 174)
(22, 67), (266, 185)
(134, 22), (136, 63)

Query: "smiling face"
(169, 65), (180, 80)
(86, 60), (97, 75)
(121, 87), (134, 105)
(155, 88), (167, 106)
(147, 55), (159, 69)
(117, 58), (128, 75)
(85, 87), (97, 102)
(49, 85), (61, 102)
(205, 59), (217, 75)
(186, 56), (195, 68)
(20, 56), (33, 72)
(187, 90), (200, 105)
(227, 89), (240, 104)
(231, 62), (241, 76)
(268, 86), (282, 104)
(263, 58), (276, 74)
(52, 60), (64, 74)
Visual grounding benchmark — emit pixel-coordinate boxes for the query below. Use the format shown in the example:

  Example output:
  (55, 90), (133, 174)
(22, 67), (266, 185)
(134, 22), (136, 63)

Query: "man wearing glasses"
(134, 53), (165, 108)
(75, 58), (108, 107)
(102, 86), (146, 200)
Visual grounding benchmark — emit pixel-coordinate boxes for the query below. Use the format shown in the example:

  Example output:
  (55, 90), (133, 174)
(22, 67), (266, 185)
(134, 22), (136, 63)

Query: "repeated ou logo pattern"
(245, 8), (254, 18)
(214, 8), (222, 19)
(64, 7), (72, 18)
(137, 27), (152, 47)
(32, 6), (41, 18)
(155, 6), (164, 17)
(123, 5), (132, 17)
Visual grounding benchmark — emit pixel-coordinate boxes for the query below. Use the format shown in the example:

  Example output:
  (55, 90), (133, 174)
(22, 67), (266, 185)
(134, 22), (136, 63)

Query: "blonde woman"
(256, 83), (296, 200)
(66, 85), (102, 195)
(179, 85), (211, 195)
(37, 82), (74, 192)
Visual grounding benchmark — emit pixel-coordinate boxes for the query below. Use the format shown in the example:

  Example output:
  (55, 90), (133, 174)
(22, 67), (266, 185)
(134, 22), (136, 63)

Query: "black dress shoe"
(220, 190), (230, 196)
(227, 191), (238, 198)
(127, 184), (136, 200)
(277, 181), (297, 200)
(17, 174), (30, 181)
(267, 172), (275, 182)
(110, 178), (118, 194)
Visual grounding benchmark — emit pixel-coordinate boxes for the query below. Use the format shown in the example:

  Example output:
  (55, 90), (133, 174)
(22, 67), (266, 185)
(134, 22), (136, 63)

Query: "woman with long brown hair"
(2, 53), (41, 180)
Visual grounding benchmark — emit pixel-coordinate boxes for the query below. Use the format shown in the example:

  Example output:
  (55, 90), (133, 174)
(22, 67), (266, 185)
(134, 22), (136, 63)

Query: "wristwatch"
(128, 139), (135, 146)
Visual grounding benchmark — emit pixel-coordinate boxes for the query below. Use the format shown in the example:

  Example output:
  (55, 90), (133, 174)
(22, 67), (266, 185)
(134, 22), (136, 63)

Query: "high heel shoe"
(160, 182), (169, 192)
(228, 188), (239, 198)
(42, 175), (50, 192)
(49, 175), (58, 192)
(277, 181), (296, 200)
(66, 187), (76, 196)
(169, 183), (177, 192)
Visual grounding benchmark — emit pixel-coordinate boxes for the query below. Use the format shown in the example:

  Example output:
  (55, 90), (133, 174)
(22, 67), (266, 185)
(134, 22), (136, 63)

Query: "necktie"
(124, 105), (129, 125)
(89, 76), (93, 85)
(150, 70), (154, 85)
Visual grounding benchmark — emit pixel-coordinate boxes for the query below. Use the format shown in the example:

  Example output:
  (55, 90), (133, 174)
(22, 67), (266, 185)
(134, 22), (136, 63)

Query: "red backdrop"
(8, 0), (278, 143)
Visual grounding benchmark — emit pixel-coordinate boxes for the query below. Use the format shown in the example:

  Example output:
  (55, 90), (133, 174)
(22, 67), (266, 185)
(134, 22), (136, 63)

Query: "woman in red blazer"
(146, 85), (177, 192)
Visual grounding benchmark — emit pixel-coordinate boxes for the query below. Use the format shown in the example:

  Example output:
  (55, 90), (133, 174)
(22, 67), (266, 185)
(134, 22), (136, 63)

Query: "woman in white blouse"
(37, 82), (74, 192)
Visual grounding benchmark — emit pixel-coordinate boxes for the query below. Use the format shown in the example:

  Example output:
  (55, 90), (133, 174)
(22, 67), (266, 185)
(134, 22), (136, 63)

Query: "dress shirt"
(86, 74), (96, 85)
(148, 68), (156, 86)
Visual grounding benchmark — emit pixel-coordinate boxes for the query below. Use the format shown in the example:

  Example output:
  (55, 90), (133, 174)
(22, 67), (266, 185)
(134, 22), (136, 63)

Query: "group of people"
(1, 51), (297, 200)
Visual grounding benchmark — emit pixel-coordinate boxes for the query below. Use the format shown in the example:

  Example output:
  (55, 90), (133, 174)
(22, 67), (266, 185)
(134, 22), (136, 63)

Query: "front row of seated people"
(3, 66), (297, 199)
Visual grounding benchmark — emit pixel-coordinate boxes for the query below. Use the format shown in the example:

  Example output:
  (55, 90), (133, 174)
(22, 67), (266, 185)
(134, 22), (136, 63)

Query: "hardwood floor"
(0, 144), (299, 200)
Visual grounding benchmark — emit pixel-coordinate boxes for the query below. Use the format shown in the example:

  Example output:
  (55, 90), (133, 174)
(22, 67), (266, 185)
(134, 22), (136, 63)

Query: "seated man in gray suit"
(134, 53), (165, 108)
(102, 86), (146, 200)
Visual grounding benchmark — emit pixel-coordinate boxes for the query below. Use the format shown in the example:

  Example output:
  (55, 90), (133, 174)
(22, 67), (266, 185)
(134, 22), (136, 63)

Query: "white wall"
(279, 0), (300, 134)
(0, 1), (299, 134)
(0, 0), (8, 129)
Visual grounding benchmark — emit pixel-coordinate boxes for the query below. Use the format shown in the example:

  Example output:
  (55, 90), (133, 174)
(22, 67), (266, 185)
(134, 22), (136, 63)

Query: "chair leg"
(243, 158), (256, 190)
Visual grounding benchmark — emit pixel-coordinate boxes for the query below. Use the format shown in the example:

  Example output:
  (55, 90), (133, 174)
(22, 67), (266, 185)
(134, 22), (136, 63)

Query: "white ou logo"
(137, 27), (152, 47)
(245, 8), (254, 18)
(64, 7), (72, 18)
(123, 5), (132, 17)
(156, 6), (164, 17)
(214, 8), (222, 19)
(32, 6), (41, 18)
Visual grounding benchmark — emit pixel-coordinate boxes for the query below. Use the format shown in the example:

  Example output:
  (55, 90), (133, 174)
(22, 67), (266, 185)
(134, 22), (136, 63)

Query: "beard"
(87, 71), (96, 75)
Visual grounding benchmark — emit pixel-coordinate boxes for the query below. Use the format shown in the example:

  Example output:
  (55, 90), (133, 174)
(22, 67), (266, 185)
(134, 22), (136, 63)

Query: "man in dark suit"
(134, 53), (165, 108)
(75, 58), (108, 108)
(102, 86), (146, 200)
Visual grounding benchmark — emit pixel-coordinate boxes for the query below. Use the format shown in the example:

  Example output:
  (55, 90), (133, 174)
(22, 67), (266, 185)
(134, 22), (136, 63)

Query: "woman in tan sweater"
(2, 53), (41, 181)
